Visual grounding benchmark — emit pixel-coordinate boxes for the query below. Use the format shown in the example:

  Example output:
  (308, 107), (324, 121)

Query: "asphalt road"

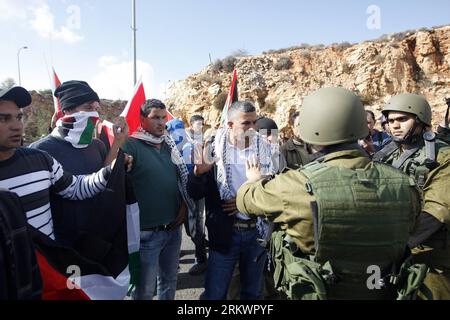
(175, 228), (206, 300)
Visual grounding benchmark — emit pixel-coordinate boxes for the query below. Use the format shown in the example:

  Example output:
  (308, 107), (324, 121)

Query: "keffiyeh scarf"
(212, 128), (275, 245)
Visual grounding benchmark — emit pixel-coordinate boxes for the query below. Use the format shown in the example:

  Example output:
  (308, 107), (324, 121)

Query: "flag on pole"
(97, 120), (115, 152)
(220, 69), (238, 125)
(120, 78), (146, 135)
(166, 109), (175, 122)
(52, 68), (63, 123)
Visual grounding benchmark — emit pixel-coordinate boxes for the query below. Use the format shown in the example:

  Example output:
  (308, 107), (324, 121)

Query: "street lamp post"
(17, 46), (28, 86)
(131, 0), (137, 86)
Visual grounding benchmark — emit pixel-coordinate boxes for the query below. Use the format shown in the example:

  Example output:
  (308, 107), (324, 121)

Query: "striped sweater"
(0, 148), (111, 239)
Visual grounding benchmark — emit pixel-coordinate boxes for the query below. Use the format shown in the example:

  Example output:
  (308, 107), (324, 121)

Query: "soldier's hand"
(246, 154), (263, 183)
(222, 198), (238, 216)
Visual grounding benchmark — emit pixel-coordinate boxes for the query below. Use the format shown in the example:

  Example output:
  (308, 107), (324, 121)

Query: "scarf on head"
(213, 128), (275, 245)
(131, 127), (198, 239)
(51, 111), (99, 148)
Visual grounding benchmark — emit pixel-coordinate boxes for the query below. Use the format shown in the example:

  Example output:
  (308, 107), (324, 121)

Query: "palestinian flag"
(220, 68), (238, 125)
(97, 120), (115, 153)
(57, 113), (99, 145)
(121, 78), (146, 135)
(32, 151), (140, 299)
(166, 109), (175, 122)
(96, 120), (141, 286)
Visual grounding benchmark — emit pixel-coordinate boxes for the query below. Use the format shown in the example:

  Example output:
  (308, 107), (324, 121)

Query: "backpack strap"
(373, 141), (399, 162)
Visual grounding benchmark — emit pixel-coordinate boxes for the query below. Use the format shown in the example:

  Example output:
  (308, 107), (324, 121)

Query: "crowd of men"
(0, 80), (449, 300)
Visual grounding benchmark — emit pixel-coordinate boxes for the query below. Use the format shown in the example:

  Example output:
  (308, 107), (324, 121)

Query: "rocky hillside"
(166, 25), (450, 136)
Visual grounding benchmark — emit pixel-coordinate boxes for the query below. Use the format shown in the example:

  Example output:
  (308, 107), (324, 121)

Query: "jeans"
(203, 226), (267, 300)
(132, 226), (182, 300)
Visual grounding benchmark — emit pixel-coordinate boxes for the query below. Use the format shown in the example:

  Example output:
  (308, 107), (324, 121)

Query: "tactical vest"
(281, 140), (311, 170)
(374, 139), (449, 189)
(377, 140), (450, 269)
(270, 161), (427, 300)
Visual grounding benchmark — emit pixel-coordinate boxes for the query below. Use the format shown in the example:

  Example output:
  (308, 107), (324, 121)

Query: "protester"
(123, 99), (195, 300)
(0, 86), (113, 239)
(188, 101), (276, 300)
(30, 80), (130, 246)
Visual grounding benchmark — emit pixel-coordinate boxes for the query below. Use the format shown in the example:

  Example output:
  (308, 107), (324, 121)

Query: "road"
(175, 229), (206, 300)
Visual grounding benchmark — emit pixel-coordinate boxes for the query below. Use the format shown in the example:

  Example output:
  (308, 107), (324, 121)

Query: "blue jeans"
(132, 226), (182, 300)
(204, 226), (267, 300)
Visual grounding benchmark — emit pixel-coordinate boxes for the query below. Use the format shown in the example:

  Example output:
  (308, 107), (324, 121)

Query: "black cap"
(0, 86), (32, 108)
(255, 116), (278, 131)
(54, 80), (100, 112)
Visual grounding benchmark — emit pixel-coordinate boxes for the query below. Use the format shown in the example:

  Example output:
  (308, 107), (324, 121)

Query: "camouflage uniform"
(236, 88), (422, 300)
(374, 94), (450, 300)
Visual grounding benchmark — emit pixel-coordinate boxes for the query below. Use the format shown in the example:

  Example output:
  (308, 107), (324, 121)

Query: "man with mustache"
(122, 99), (195, 300)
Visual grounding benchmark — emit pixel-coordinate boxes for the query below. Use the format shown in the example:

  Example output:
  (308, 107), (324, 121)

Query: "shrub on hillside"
(274, 56), (293, 70)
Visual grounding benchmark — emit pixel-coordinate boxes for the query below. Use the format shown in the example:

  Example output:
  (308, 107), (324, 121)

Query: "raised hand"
(246, 153), (263, 183)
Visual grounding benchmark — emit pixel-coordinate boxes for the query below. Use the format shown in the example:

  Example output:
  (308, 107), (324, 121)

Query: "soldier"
(436, 98), (450, 145)
(280, 112), (311, 170)
(236, 87), (424, 300)
(373, 93), (450, 300)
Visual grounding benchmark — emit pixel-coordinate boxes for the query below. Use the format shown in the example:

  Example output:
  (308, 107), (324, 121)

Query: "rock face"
(166, 26), (450, 134)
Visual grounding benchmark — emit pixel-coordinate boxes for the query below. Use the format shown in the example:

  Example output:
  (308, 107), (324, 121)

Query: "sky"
(0, 0), (449, 100)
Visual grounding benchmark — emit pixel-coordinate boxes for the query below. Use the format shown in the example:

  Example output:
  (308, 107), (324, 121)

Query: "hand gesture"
(246, 154), (263, 183)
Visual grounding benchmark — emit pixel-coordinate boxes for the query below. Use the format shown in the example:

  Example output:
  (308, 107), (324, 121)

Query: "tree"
(1, 78), (16, 89)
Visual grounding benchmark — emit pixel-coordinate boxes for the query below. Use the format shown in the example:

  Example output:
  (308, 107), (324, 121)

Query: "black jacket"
(187, 167), (235, 254)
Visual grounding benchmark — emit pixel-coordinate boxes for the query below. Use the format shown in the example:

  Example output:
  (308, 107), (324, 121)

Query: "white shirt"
(229, 144), (255, 221)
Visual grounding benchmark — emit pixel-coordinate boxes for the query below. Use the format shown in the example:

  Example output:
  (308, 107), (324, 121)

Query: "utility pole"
(132, 0), (137, 85)
(17, 46), (28, 86)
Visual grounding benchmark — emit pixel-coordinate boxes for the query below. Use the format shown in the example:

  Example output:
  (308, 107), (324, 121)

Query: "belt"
(142, 223), (174, 232)
(233, 219), (257, 229)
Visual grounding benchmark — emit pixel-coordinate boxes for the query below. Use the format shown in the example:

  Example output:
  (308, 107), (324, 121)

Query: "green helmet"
(298, 87), (368, 146)
(382, 94), (432, 126)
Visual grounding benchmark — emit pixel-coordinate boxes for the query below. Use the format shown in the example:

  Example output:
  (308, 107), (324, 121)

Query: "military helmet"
(298, 87), (368, 146)
(382, 94), (432, 126)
